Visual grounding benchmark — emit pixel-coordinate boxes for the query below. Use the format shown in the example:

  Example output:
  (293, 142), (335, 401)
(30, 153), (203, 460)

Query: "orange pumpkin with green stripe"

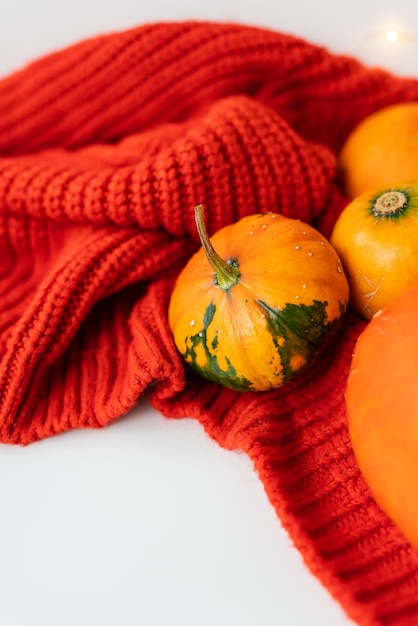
(168, 206), (349, 391)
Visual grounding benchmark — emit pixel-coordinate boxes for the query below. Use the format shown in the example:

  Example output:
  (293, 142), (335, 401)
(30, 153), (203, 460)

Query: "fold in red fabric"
(1, 21), (418, 625)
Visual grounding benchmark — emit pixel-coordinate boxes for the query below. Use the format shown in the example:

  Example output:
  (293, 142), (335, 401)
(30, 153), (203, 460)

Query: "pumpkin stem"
(372, 190), (408, 216)
(194, 204), (240, 290)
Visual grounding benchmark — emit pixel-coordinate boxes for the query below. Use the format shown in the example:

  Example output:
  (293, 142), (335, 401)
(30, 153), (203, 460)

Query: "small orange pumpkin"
(330, 184), (418, 319)
(346, 283), (418, 549)
(339, 102), (418, 198)
(168, 205), (349, 391)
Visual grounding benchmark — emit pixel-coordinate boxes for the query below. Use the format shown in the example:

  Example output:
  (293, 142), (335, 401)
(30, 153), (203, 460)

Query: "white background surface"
(0, 2), (417, 626)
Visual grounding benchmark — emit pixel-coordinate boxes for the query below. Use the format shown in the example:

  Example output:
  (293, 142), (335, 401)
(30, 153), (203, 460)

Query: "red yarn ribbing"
(1, 21), (418, 625)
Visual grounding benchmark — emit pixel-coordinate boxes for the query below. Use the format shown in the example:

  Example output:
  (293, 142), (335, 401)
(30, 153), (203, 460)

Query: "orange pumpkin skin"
(339, 102), (418, 198)
(330, 184), (418, 319)
(346, 283), (418, 549)
(168, 211), (349, 391)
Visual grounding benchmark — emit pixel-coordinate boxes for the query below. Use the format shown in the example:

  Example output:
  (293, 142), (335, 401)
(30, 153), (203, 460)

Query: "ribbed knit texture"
(1, 21), (418, 625)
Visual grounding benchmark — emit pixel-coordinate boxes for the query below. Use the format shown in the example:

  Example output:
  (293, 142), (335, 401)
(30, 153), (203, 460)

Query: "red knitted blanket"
(1, 21), (418, 625)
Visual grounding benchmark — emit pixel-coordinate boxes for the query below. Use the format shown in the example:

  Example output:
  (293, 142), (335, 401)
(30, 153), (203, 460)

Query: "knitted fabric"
(1, 21), (418, 625)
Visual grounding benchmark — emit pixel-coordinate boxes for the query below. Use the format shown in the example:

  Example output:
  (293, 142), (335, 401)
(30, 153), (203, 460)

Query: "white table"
(1, 2), (417, 625)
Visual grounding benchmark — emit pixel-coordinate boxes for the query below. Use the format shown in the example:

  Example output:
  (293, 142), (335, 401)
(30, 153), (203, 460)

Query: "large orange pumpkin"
(346, 283), (418, 549)
(339, 102), (418, 198)
(168, 206), (349, 391)
(330, 184), (418, 319)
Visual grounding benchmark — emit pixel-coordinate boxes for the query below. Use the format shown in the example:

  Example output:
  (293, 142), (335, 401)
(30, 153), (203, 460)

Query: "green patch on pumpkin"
(184, 301), (253, 391)
(183, 299), (345, 391)
(257, 299), (341, 383)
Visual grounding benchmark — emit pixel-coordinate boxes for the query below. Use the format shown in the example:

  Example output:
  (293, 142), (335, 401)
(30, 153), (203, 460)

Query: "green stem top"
(372, 190), (408, 216)
(194, 204), (240, 290)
